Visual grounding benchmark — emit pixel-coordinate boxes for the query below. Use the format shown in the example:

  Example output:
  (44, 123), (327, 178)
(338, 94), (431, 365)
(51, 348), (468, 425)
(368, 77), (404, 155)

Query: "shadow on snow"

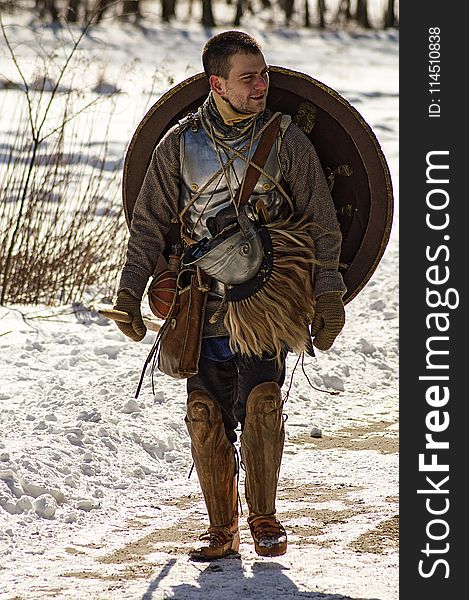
(141, 557), (381, 600)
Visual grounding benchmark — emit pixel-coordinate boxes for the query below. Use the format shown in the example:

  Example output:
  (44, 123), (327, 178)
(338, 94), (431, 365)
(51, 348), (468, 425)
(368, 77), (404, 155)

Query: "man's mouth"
(250, 94), (265, 100)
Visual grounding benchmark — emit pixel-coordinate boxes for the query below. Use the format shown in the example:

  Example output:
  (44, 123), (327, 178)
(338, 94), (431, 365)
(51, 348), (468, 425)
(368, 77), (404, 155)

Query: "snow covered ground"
(0, 7), (398, 600)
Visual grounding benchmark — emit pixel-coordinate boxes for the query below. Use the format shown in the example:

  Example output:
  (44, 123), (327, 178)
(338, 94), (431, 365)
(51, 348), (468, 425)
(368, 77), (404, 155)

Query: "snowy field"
(0, 6), (399, 600)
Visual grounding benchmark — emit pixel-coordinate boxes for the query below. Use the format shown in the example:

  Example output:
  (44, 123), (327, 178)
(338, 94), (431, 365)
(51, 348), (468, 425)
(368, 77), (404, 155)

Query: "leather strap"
(234, 114), (282, 208)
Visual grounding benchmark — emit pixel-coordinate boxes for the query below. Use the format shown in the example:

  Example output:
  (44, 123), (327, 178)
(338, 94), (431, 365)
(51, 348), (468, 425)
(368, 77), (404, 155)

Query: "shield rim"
(122, 66), (394, 305)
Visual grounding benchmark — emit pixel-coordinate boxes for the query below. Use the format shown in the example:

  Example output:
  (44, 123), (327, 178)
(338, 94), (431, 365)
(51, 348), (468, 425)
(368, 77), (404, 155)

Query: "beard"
(225, 92), (267, 115)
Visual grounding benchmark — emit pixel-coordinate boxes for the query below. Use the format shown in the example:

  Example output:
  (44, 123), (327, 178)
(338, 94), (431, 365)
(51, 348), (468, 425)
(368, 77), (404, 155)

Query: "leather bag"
(157, 269), (210, 379)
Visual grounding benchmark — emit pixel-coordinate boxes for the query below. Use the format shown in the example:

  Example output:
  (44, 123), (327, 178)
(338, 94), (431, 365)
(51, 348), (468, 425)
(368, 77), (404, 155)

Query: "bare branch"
(37, 94), (113, 144)
(0, 13), (37, 140)
(35, 18), (95, 137)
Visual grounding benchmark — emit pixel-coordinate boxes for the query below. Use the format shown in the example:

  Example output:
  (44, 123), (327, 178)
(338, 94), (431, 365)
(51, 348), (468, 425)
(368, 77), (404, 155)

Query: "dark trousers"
(187, 352), (286, 443)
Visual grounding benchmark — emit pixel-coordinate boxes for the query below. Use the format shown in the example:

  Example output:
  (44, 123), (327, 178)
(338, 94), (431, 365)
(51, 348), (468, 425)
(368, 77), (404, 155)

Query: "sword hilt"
(98, 309), (132, 324)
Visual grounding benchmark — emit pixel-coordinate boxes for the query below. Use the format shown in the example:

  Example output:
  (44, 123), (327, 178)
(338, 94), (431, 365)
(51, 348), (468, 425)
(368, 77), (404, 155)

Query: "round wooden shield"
(123, 67), (393, 305)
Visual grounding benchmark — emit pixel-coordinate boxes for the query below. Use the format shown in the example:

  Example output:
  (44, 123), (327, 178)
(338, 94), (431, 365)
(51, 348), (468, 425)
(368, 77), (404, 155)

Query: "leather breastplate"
(179, 114), (291, 241)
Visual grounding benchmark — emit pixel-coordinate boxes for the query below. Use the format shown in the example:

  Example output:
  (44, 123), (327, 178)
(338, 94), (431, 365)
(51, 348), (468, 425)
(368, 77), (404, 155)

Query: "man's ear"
(209, 74), (224, 96)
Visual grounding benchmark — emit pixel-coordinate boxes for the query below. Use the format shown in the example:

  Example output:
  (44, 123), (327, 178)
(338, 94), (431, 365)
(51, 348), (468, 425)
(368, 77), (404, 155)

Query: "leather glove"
(311, 292), (345, 351)
(113, 290), (147, 342)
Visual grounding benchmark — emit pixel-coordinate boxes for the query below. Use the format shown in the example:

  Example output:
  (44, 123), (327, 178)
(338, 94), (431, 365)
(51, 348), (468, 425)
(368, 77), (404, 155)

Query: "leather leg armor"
(241, 381), (287, 556)
(185, 390), (239, 560)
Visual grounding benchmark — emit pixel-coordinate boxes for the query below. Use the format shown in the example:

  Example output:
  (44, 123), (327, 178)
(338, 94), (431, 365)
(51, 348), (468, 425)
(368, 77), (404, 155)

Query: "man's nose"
(253, 74), (268, 90)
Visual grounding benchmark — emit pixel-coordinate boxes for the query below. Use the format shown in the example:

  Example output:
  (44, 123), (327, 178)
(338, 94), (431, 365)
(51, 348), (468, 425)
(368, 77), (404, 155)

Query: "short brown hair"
(202, 30), (263, 79)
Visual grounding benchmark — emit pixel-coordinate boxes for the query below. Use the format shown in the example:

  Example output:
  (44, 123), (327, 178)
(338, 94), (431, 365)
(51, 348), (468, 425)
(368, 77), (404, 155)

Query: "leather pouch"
(157, 270), (210, 378)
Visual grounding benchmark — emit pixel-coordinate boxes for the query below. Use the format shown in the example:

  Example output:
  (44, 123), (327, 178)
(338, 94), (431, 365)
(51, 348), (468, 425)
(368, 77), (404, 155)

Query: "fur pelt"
(224, 218), (323, 364)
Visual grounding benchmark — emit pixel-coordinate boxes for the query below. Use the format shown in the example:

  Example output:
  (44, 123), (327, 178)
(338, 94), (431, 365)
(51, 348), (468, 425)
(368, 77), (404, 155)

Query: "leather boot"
(185, 390), (239, 560)
(241, 381), (287, 557)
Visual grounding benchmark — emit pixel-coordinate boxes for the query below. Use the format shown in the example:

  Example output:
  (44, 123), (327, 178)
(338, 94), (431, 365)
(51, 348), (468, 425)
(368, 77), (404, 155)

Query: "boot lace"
(199, 526), (233, 546)
(249, 516), (286, 541)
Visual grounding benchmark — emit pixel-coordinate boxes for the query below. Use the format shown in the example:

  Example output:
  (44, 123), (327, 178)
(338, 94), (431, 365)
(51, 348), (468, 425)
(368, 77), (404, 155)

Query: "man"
(113, 31), (346, 560)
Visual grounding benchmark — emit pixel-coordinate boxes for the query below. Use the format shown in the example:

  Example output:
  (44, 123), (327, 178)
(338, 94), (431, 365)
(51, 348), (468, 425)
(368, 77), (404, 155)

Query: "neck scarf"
(212, 91), (258, 126)
(201, 92), (263, 140)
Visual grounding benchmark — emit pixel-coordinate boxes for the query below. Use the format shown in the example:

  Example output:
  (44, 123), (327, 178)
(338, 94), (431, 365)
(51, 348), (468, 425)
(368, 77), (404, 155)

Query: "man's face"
(211, 52), (269, 114)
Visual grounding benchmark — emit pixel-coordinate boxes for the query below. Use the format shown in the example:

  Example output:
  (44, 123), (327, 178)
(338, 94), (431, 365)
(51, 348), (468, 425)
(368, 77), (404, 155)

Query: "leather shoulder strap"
(235, 113), (282, 207)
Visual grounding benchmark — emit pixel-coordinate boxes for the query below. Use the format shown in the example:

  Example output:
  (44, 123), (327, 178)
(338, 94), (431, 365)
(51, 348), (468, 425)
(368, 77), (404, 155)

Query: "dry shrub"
(0, 90), (127, 305)
(0, 17), (128, 306)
